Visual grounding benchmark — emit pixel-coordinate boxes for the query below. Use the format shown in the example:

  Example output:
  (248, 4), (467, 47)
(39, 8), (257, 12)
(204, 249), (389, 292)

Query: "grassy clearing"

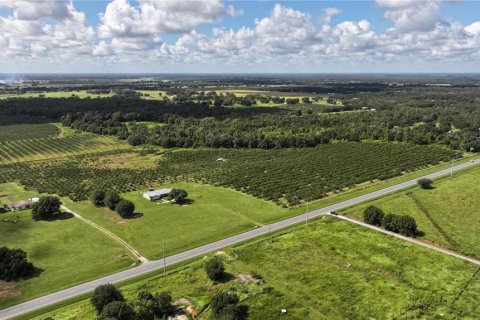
(0, 90), (115, 100)
(137, 90), (169, 100)
(0, 183), (135, 308)
(30, 217), (480, 319)
(0, 124), (60, 140)
(343, 164), (480, 259)
(62, 182), (288, 259)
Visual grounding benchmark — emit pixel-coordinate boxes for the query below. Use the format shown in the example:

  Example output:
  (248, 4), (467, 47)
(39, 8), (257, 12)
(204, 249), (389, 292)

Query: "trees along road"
(0, 159), (478, 319)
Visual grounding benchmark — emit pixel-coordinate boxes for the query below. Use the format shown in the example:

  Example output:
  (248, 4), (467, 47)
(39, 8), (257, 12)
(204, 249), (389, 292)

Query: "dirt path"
(61, 205), (148, 263)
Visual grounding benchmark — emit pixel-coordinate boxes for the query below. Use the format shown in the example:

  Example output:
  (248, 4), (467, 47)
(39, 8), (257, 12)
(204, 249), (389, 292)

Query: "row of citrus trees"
(0, 143), (457, 205)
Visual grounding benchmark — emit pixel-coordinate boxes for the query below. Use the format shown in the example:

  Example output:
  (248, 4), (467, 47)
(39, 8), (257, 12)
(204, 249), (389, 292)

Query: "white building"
(143, 189), (172, 201)
(4, 198), (39, 211)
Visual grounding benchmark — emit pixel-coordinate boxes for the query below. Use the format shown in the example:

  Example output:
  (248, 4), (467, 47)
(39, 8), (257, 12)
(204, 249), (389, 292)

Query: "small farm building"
(143, 189), (172, 201)
(4, 198), (39, 211)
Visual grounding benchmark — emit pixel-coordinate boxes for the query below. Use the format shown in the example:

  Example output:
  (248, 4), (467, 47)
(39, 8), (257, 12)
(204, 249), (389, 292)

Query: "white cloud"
(99, 0), (238, 38)
(0, 0), (479, 72)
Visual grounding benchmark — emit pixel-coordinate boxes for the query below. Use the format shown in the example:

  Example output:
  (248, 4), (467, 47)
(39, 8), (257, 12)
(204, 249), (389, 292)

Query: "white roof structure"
(143, 188), (172, 200)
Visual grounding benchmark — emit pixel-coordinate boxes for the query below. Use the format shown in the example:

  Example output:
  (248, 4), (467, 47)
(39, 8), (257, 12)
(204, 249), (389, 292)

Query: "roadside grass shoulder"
(28, 217), (480, 320)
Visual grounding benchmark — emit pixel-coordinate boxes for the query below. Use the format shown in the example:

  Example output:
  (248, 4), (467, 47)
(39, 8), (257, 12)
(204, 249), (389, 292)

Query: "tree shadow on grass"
(42, 212), (74, 222)
(216, 272), (235, 284)
(174, 199), (195, 205)
(124, 212), (144, 219)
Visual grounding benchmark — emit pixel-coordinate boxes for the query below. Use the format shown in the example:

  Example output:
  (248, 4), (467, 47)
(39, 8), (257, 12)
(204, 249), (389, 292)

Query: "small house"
(143, 189), (172, 201)
(4, 198), (39, 211)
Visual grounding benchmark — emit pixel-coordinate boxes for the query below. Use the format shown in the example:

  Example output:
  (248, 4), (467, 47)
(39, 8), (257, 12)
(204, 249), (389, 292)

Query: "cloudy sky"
(1, 0), (479, 73)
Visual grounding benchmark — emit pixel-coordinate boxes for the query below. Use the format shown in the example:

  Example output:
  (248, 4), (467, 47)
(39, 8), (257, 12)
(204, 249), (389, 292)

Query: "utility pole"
(451, 158), (454, 177)
(162, 240), (166, 276)
(305, 198), (309, 228)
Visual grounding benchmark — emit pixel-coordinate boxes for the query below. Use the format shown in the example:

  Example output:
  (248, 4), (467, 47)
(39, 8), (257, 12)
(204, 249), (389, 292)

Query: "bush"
(91, 284), (124, 314)
(90, 190), (106, 206)
(417, 178), (433, 189)
(205, 257), (225, 282)
(32, 196), (61, 220)
(104, 191), (121, 210)
(115, 199), (135, 218)
(363, 206), (384, 226)
(169, 188), (188, 204)
(397, 215), (418, 236)
(0, 247), (35, 281)
(99, 301), (136, 320)
(211, 292), (246, 320)
(131, 291), (156, 320)
(382, 213), (418, 237)
(155, 292), (173, 318)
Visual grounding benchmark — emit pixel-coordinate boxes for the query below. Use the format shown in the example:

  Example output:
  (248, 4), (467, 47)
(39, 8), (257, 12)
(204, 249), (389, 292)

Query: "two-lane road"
(0, 159), (478, 319)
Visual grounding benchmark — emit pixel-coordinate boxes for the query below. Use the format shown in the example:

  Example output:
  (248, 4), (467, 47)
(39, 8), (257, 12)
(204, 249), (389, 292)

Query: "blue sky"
(0, 0), (480, 73)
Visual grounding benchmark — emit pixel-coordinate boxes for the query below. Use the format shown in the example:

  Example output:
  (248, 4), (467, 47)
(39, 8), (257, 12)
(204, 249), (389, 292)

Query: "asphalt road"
(0, 159), (478, 319)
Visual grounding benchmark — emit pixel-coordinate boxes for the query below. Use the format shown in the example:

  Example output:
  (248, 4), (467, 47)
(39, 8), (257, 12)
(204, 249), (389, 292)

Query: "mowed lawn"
(62, 183), (289, 259)
(0, 183), (135, 308)
(34, 217), (480, 320)
(345, 165), (480, 258)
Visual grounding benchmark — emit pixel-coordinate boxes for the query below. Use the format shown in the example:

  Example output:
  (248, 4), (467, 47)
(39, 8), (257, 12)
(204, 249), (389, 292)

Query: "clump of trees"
(205, 257), (225, 282)
(363, 206), (418, 237)
(0, 247), (36, 281)
(383, 214), (418, 237)
(32, 196), (61, 220)
(115, 199), (136, 218)
(168, 188), (188, 204)
(417, 178), (433, 189)
(363, 206), (384, 226)
(90, 190), (106, 206)
(90, 190), (135, 218)
(91, 284), (173, 320)
(211, 292), (247, 320)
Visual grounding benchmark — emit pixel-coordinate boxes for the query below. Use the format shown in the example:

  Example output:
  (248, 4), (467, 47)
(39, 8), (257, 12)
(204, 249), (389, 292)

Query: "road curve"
(0, 159), (478, 319)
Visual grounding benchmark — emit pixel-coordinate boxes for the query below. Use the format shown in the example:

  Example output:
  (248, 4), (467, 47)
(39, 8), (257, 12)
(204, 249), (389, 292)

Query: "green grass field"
(62, 183), (289, 259)
(30, 217), (480, 319)
(344, 165), (480, 259)
(0, 183), (135, 308)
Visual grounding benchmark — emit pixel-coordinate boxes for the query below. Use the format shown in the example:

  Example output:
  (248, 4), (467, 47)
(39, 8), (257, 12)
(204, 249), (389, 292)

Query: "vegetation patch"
(345, 165), (480, 259)
(0, 124), (60, 141)
(32, 218), (480, 320)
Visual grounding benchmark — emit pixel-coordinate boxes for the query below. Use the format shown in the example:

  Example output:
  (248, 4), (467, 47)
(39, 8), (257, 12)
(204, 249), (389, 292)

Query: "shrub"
(169, 188), (188, 204)
(155, 292), (173, 318)
(417, 178), (433, 189)
(382, 213), (418, 237)
(363, 206), (384, 226)
(115, 199), (135, 218)
(90, 190), (106, 206)
(397, 215), (418, 236)
(211, 292), (246, 320)
(99, 301), (136, 320)
(205, 257), (225, 282)
(104, 191), (121, 210)
(91, 284), (124, 314)
(32, 196), (61, 220)
(0, 247), (35, 281)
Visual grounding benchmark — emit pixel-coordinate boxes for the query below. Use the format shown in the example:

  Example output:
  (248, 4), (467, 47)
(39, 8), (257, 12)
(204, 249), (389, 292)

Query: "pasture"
(0, 183), (135, 308)
(31, 217), (480, 319)
(0, 135), (128, 164)
(0, 90), (115, 100)
(0, 124), (59, 140)
(345, 164), (480, 259)
(61, 182), (288, 259)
